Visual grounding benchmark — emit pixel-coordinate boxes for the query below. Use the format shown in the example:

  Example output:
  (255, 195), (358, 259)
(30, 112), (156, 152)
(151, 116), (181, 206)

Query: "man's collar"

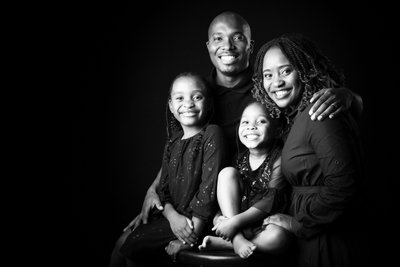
(208, 66), (253, 95)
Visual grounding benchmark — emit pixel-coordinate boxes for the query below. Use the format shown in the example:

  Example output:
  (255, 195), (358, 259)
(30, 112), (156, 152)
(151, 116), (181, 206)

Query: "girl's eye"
(241, 120), (248, 124)
(193, 95), (204, 101)
(257, 119), (267, 124)
(175, 96), (183, 101)
(263, 73), (272, 80)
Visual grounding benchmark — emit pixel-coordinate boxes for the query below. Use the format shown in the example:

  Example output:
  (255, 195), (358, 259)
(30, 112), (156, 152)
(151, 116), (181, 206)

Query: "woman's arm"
(296, 111), (360, 238)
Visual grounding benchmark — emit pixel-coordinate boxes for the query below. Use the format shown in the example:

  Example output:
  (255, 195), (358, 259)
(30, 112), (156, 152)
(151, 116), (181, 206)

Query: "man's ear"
(206, 40), (210, 47)
(250, 40), (255, 53)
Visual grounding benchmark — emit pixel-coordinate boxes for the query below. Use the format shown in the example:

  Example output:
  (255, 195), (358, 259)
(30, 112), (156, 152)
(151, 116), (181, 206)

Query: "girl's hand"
(263, 213), (301, 234)
(212, 216), (238, 241)
(169, 214), (197, 245)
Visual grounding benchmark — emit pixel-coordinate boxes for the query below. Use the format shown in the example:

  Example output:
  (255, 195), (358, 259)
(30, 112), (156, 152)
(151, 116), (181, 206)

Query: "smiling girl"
(110, 72), (227, 267)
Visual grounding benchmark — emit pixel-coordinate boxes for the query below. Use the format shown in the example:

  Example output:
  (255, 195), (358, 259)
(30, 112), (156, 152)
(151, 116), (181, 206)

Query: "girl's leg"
(111, 216), (176, 267)
(199, 167), (250, 253)
(216, 167), (243, 217)
(251, 224), (293, 254)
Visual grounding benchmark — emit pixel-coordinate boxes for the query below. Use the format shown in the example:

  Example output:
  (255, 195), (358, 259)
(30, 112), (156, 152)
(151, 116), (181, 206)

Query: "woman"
(252, 33), (365, 267)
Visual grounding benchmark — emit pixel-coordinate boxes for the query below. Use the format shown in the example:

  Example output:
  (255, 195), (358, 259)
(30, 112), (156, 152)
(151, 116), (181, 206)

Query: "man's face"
(206, 15), (253, 77)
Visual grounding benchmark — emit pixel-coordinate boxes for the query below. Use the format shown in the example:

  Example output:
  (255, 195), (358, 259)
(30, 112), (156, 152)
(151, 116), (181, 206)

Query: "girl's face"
(238, 102), (273, 150)
(169, 77), (207, 131)
(262, 47), (303, 109)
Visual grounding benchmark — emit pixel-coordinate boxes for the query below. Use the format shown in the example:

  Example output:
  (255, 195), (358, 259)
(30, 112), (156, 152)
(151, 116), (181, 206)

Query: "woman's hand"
(263, 213), (301, 234)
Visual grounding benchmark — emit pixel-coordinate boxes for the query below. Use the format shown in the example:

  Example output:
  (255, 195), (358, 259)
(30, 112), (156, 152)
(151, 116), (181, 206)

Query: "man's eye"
(213, 36), (223, 42)
(233, 34), (245, 41)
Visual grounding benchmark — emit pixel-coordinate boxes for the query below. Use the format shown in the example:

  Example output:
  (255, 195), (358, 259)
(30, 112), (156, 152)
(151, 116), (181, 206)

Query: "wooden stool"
(176, 249), (291, 267)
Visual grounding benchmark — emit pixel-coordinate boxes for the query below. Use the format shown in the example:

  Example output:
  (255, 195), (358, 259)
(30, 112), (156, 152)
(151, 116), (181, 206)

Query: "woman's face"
(262, 47), (303, 109)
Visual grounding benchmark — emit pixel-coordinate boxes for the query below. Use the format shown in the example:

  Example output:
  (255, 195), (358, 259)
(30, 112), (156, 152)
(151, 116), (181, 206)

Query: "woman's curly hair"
(252, 33), (345, 123)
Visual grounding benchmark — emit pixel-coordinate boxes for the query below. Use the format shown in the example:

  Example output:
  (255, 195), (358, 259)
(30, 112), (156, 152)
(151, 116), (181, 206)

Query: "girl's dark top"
(282, 104), (364, 239)
(235, 150), (288, 215)
(157, 124), (227, 222)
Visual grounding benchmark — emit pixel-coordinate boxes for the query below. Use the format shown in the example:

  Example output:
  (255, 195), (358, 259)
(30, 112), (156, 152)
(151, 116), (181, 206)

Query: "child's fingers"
(211, 222), (220, 231)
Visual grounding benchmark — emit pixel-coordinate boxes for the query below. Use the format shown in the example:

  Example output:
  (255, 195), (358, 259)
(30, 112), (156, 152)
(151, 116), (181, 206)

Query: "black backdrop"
(70, 2), (397, 266)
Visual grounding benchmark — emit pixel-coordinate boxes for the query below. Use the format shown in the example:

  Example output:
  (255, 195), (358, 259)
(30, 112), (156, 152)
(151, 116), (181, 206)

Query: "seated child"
(199, 101), (292, 258)
(109, 72), (227, 267)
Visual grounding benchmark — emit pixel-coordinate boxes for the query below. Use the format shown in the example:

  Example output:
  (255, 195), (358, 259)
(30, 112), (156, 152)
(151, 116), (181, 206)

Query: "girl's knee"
(218, 167), (240, 183)
(256, 224), (293, 253)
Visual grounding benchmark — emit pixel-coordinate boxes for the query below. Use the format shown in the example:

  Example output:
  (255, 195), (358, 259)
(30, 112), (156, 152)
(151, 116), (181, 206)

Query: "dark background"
(69, 2), (397, 266)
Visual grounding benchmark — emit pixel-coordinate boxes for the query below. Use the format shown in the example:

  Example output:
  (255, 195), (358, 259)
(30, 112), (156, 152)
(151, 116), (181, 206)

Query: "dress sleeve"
(252, 156), (289, 214)
(189, 125), (227, 221)
(157, 141), (173, 205)
(296, 112), (361, 238)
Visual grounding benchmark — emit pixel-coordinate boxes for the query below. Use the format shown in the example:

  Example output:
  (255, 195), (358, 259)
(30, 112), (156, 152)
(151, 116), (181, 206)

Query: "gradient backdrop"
(70, 2), (396, 266)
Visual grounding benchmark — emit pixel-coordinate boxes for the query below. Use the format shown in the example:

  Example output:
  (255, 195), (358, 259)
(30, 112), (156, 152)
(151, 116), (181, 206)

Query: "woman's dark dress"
(282, 104), (364, 267)
(119, 124), (226, 262)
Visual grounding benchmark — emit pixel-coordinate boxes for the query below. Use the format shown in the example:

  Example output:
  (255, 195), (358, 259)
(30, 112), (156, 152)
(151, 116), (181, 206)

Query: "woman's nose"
(272, 76), (284, 87)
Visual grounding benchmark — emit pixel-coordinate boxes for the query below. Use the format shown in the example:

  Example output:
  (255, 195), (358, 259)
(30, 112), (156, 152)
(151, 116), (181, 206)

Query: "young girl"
(199, 101), (292, 259)
(109, 72), (227, 267)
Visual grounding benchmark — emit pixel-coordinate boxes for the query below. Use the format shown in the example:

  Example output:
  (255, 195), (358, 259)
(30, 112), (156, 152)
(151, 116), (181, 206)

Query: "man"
(119, 10), (362, 248)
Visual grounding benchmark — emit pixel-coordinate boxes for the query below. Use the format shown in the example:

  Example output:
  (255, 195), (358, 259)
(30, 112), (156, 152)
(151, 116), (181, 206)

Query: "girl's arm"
(213, 207), (266, 241)
(163, 203), (197, 245)
(189, 125), (227, 221)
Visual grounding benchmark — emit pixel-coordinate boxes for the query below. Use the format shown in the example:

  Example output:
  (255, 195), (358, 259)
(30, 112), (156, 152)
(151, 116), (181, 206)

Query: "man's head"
(206, 11), (254, 78)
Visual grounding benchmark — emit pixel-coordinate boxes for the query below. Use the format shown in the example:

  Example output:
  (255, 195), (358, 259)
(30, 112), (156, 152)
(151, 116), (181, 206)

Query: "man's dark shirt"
(208, 67), (255, 161)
